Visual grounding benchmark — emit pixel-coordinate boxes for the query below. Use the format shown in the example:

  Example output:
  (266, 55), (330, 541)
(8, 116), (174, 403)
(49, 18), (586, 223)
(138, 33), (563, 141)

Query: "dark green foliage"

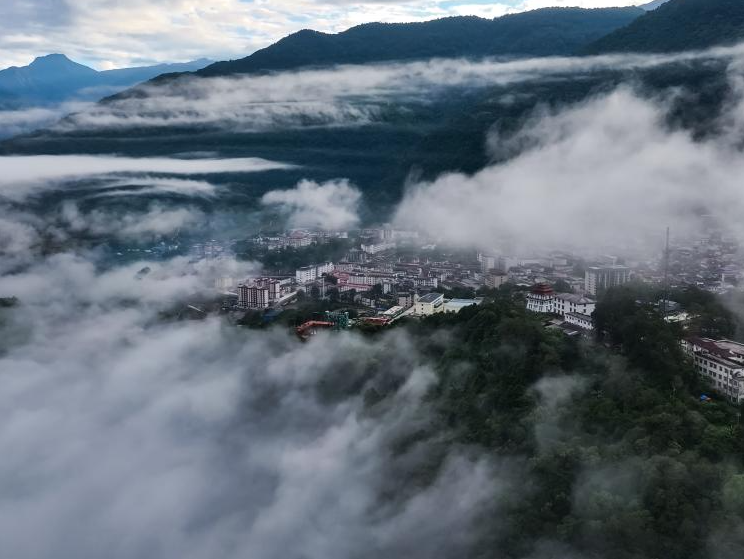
(585, 0), (744, 55)
(199, 8), (643, 78)
(389, 290), (744, 558)
(0, 297), (19, 308)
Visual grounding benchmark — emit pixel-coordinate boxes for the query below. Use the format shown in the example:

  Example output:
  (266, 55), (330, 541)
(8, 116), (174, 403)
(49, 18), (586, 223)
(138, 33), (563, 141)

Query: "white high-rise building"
(584, 265), (630, 296)
(295, 262), (335, 284)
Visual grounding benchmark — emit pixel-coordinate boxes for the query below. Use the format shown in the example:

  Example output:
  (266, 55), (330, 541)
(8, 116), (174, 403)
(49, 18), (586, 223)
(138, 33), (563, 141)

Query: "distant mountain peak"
(26, 53), (97, 76)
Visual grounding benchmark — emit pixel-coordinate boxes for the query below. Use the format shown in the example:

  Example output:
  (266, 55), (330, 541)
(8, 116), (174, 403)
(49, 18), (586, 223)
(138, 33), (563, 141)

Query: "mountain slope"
(639, 0), (671, 11)
(0, 55), (212, 106)
(585, 0), (744, 54)
(198, 7), (644, 77)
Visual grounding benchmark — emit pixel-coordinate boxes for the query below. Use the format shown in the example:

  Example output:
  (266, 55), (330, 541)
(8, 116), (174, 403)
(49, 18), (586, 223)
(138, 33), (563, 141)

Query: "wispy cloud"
(393, 83), (744, 256)
(261, 179), (362, 230)
(0, 155), (293, 200)
(57, 45), (744, 133)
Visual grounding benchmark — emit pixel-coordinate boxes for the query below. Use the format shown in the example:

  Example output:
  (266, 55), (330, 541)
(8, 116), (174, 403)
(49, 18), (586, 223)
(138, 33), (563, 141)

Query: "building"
(485, 270), (509, 289)
(361, 242), (396, 255)
(526, 284), (555, 314)
(295, 262), (335, 284)
(553, 293), (596, 317)
(478, 253), (497, 274)
(564, 312), (594, 331)
(526, 284), (595, 329)
(683, 337), (744, 403)
(254, 278), (282, 300)
(398, 293), (415, 308)
(414, 293), (444, 316)
(238, 284), (270, 309)
(584, 265), (630, 296)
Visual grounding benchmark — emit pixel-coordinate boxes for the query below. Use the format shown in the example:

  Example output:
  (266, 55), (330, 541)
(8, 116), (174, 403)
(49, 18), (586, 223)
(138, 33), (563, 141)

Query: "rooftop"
(556, 293), (595, 305)
(418, 292), (444, 304)
(687, 337), (744, 367)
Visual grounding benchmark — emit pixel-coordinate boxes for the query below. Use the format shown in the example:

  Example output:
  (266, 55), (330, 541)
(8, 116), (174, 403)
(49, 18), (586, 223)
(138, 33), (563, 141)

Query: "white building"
(584, 265), (630, 296)
(526, 284), (595, 329)
(526, 284), (555, 314)
(564, 312), (594, 331)
(553, 293), (596, 317)
(414, 293), (444, 316)
(361, 242), (396, 255)
(683, 337), (744, 403)
(295, 262), (335, 284)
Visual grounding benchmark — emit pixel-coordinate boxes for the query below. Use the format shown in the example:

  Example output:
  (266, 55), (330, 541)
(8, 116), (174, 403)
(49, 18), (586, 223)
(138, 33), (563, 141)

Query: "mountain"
(197, 7), (644, 78)
(639, 0), (671, 11)
(0, 54), (212, 106)
(585, 0), (744, 54)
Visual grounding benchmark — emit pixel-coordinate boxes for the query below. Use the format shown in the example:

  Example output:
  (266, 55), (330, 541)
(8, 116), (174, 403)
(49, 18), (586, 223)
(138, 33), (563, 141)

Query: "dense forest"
(585, 0), (744, 55)
(195, 8), (642, 78)
(330, 286), (744, 558)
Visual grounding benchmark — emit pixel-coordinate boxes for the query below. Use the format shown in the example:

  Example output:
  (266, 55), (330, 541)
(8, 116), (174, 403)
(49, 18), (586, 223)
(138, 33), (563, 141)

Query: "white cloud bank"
(0, 155), (292, 200)
(50, 44), (744, 134)
(261, 179), (362, 230)
(0, 249), (498, 559)
(393, 85), (744, 256)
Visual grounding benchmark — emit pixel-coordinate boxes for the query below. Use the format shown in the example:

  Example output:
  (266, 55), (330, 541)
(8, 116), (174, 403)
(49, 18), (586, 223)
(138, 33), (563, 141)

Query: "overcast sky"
(1, 1), (645, 70)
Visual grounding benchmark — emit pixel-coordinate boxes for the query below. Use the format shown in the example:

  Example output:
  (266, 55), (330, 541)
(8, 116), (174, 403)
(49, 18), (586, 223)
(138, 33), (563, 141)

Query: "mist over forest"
(5, 1), (744, 558)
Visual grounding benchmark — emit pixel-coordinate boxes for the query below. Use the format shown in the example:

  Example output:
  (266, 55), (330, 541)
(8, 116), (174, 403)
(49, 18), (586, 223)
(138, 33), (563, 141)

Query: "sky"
(0, 0), (647, 70)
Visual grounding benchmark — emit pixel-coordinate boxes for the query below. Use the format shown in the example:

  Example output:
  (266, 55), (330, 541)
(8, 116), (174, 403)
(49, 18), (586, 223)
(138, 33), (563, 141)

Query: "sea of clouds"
(5, 40), (744, 558)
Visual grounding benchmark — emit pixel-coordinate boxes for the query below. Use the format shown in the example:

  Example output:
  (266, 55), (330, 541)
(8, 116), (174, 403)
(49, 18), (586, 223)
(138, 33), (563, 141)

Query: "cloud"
(392, 84), (744, 256)
(261, 179), (362, 230)
(90, 177), (219, 198)
(59, 202), (204, 239)
(0, 155), (292, 200)
(0, 1), (645, 71)
(0, 246), (499, 559)
(0, 101), (93, 139)
(49, 44), (744, 134)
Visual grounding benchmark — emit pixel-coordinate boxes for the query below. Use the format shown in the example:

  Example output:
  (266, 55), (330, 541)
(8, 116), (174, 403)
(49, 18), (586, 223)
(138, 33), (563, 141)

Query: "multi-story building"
(526, 284), (595, 329)
(254, 278), (281, 300)
(526, 284), (555, 314)
(584, 265), (630, 296)
(238, 284), (270, 309)
(683, 337), (744, 403)
(295, 262), (335, 284)
(553, 293), (596, 317)
(485, 270), (509, 289)
(414, 293), (444, 316)
(564, 312), (594, 331)
(361, 242), (396, 255)
(398, 293), (415, 308)
(478, 253), (497, 274)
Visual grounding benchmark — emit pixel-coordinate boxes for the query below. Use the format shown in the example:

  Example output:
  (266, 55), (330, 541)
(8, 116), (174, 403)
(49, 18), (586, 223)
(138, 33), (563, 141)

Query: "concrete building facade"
(683, 337), (744, 403)
(584, 265), (630, 296)
(414, 293), (444, 316)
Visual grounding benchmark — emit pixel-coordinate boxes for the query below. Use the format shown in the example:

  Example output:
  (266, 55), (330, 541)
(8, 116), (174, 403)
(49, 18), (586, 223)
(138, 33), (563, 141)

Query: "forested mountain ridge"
(585, 0), (744, 54)
(196, 7), (644, 78)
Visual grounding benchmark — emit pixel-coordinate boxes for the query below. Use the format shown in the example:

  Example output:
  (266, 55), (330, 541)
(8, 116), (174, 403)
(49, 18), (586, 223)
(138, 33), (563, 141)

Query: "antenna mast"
(662, 227), (670, 317)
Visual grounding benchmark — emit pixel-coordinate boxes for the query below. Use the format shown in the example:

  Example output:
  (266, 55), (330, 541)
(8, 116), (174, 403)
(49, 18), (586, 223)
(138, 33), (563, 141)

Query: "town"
(142, 223), (744, 406)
